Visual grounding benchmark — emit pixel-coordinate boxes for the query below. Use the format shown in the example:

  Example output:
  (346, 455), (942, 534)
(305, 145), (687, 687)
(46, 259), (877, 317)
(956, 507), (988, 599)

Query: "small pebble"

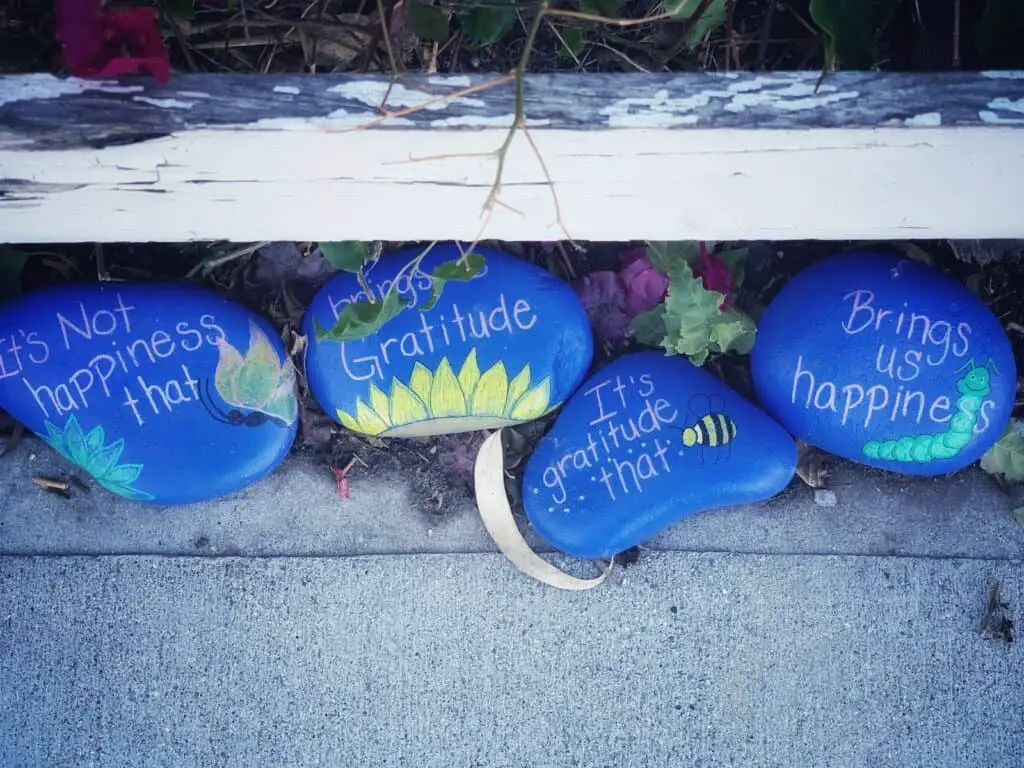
(814, 489), (838, 507)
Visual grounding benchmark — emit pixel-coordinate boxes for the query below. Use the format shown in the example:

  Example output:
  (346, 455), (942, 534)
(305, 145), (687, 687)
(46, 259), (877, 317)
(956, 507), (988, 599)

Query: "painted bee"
(677, 394), (737, 464)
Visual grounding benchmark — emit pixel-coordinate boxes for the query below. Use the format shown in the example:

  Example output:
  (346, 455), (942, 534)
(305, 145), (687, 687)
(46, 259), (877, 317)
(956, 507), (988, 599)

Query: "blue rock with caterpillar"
(751, 251), (1016, 476)
(521, 351), (797, 559)
(0, 283), (298, 504)
(303, 244), (593, 438)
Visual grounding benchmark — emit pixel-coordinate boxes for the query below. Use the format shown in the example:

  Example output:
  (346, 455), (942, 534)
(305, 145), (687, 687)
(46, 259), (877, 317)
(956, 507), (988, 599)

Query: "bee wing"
(708, 394), (727, 414)
(687, 393), (712, 416)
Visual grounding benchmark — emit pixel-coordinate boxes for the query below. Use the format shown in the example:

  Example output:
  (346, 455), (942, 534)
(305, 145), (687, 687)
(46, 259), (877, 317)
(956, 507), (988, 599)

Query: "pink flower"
(55, 0), (170, 82)
(618, 248), (668, 318)
(572, 271), (631, 341)
(693, 243), (734, 309)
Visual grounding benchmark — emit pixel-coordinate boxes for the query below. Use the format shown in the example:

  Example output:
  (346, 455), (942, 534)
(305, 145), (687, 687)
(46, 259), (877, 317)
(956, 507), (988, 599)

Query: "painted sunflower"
(337, 348), (553, 437)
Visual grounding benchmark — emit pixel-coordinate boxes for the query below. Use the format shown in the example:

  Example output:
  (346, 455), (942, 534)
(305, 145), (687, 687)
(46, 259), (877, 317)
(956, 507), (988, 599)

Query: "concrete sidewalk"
(1, 553), (1020, 768)
(1, 437), (1021, 767)
(2, 434), (1023, 559)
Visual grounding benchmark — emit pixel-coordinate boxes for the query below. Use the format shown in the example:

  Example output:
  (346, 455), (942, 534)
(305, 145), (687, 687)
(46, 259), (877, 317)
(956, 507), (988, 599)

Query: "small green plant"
(632, 241), (756, 366)
(313, 246), (486, 343)
(981, 419), (1024, 484)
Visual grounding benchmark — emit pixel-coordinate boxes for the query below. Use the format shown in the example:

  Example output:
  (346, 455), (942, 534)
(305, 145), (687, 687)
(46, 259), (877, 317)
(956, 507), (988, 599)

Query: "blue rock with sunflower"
(522, 351), (797, 559)
(0, 282), (298, 504)
(303, 244), (594, 437)
(751, 251), (1016, 476)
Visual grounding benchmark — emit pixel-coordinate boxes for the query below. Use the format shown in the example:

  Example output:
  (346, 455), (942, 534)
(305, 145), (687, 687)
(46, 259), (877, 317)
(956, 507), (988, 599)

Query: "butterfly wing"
(221, 322), (298, 424)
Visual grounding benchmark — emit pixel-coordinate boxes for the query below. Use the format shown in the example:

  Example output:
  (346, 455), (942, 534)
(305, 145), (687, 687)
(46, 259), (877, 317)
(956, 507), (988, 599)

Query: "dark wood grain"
(2, 71), (1024, 150)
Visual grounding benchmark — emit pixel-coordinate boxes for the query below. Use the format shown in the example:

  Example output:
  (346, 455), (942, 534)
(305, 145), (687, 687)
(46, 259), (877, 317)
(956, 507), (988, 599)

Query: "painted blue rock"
(751, 251), (1016, 476)
(302, 244), (593, 437)
(0, 282), (298, 504)
(522, 351), (797, 559)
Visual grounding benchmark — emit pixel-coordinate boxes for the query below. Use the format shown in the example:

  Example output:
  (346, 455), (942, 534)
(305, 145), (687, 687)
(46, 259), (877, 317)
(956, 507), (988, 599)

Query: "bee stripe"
(701, 414), (720, 447)
(716, 413), (736, 444)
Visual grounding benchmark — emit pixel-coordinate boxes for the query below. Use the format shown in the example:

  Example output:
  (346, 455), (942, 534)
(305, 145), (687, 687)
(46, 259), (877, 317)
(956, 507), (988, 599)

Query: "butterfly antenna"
(201, 378), (233, 425)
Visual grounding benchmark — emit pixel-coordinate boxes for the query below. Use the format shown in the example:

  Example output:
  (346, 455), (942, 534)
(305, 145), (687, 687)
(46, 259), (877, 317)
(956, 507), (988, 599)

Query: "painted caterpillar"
(862, 357), (998, 464)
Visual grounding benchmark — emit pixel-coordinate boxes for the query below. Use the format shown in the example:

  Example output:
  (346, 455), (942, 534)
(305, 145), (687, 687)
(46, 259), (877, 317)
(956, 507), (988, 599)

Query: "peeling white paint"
(429, 76), (472, 87)
(176, 91), (212, 99)
(0, 74), (143, 107)
(979, 110), (1024, 125)
(273, 86), (301, 95)
(1, 125), (1022, 242)
(982, 71), (1024, 79)
(600, 80), (859, 124)
(429, 115), (551, 128)
(133, 96), (195, 109)
(247, 109), (416, 131)
(905, 112), (942, 126)
(988, 96), (1024, 114)
(328, 81), (485, 111)
(725, 83), (859, 113)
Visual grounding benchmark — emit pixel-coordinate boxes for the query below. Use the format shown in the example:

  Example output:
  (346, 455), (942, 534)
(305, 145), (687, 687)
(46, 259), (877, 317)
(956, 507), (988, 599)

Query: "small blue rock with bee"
(0, 282), (298, 504)
(751, 251), (1016, 476)
(522, 351), (797, 559)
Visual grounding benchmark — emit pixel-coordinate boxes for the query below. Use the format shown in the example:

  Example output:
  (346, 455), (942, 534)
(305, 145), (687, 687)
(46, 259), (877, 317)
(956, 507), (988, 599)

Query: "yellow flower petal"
(337, 408), (361, 432)
(457, 349), (480, 401)
(369, 383), (391, 427)
(390, 380), (428, 425)
(504, 365), (532, 416)
(355, 398), (388, 435)
(509, 377), (552, 420)
(430, 358), (467, 417)
(409, 362), (433, 404)
(470, 361), (509, 416)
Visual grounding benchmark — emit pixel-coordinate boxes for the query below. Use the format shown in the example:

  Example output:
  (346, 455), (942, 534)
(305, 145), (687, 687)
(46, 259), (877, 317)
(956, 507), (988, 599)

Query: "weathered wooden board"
(2, 71), (1024, 242)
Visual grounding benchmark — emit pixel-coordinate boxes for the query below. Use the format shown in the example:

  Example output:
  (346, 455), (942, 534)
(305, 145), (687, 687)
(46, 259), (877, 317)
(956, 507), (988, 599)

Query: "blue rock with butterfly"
(521, 351), (797, 559)
(0, 282), (298, 504)
(751, 251), (1016, 476)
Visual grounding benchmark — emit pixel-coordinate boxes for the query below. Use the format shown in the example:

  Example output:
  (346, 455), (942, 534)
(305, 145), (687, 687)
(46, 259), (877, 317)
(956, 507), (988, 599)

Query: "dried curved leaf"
(474, 430), (611, 591)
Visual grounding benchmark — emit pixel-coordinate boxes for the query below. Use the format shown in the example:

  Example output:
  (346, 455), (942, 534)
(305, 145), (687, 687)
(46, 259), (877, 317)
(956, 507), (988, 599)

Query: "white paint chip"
(429, 115), (551, 128)
(981, 71), (1024, 79)
(904, 112), (941, 127)
(273, 86), (301, 95)
(328, 81), (485, 111)
(429, 76), (472, 87)
(987, 96), (1024, 114)
(0, 74), (143, 107)
(133, 96), (195, 109)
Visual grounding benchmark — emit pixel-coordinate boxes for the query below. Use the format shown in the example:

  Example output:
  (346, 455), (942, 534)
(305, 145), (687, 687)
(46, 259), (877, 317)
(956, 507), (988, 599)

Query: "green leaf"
(809, 0), (901, 69)
(0, 246), (28, 302)
(314, 289), (411, 342)
(632, 305), (668, 346)
(580, 0), (627, 18)
(663, 0), (728, 48)
(559, 26), (586, 58)
(1012, 507), (1024, 525)
(716, 246), (748, 288)
(319, 242), (370, 273)
(433, 251), (485, 282)
(404, 0), (450, 43)
(458, 6), (516, 48)
(648, 259), (757, 366)
(420, 251), (486, 311)
(980, 420), (1024, 484)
